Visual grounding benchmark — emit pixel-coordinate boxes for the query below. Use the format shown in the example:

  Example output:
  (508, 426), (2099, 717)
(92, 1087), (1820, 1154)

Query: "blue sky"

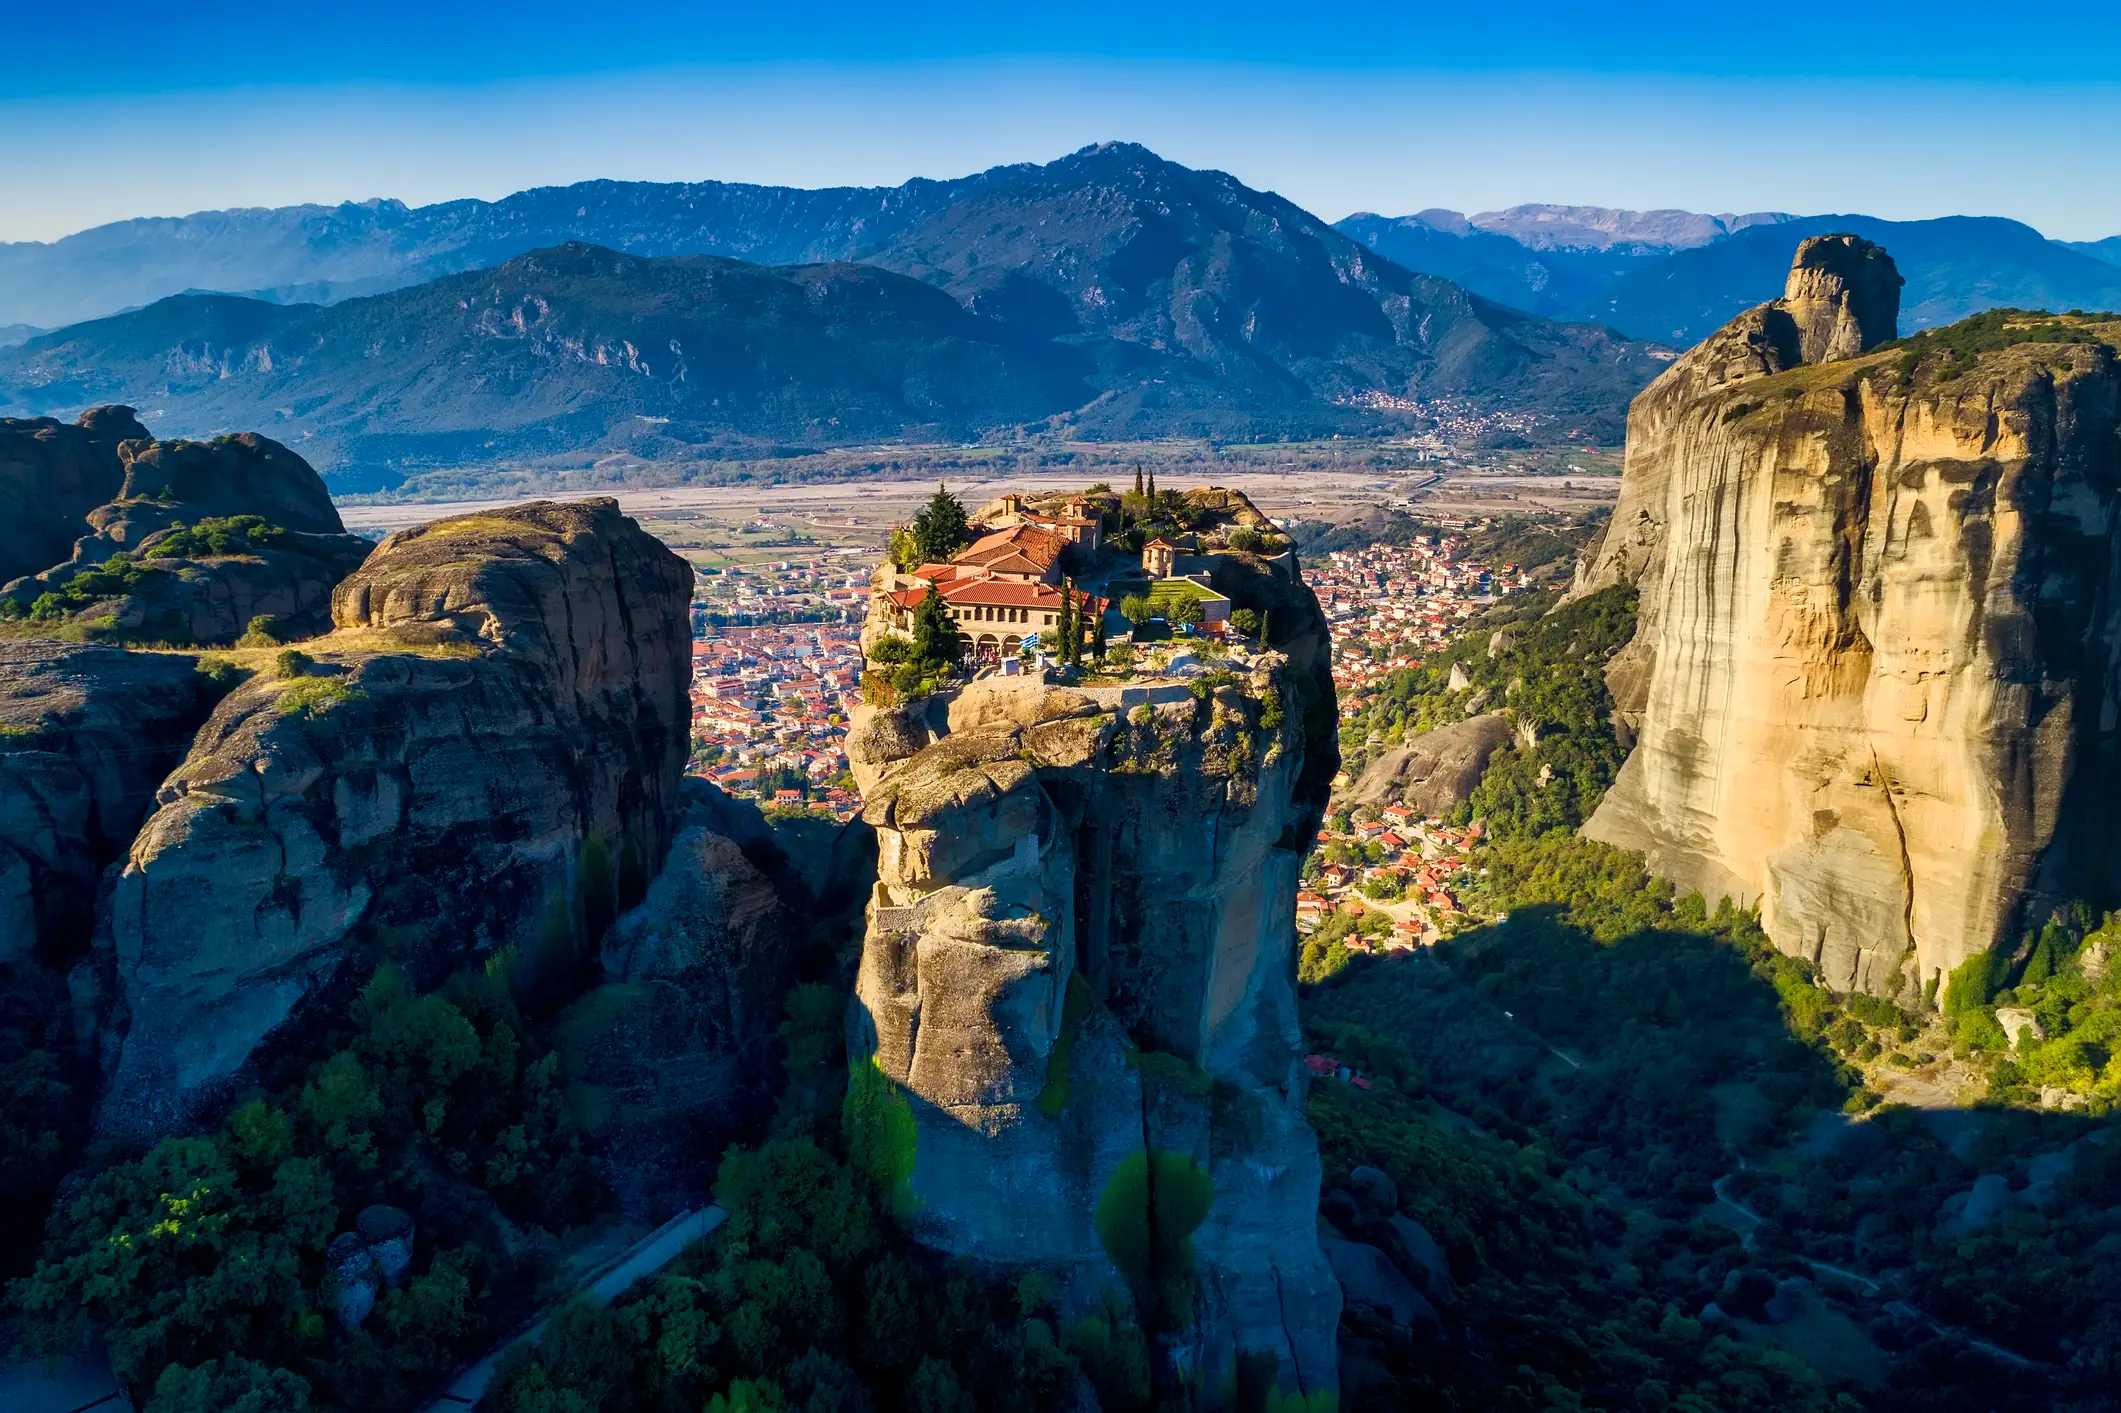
(4, 1), (2119, 241)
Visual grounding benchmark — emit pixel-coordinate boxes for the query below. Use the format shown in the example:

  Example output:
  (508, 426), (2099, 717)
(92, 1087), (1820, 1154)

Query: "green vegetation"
(477, 987), (1208, 1413)
(142, 516), (289, 560)
(275, 676), (360, 716)
(1339, 584), (1637, 837)
(2, 552), (169, 621)
(238, 614), (285, 647)
(843, 1057), (918, 1217)
(1298, 910), (1393, 984)
(0, 519), (293, 627)
(9, 965), (603, 1411)
(865, 592), (963, 703)
(1880, 308), (2111, 386)
(1932, 907), (2121, 1109)
(1037, 975), (1094, 1117)
(1305, 1056), (1848, 1412)
(1093, 1149), (1214, 1331)
(1304, 828), (2121, 1410)
(910, 483), (971, 566)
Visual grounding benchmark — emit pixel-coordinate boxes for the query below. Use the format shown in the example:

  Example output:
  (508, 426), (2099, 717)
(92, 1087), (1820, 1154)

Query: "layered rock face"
(1577, 236), (2121, 997)
(0, 406), (145, 584)
(848, 547), (1342, 1404)
(97, 499), (693, 1142)
(5, 431), (374, 645)
(0, 644), (225, 962)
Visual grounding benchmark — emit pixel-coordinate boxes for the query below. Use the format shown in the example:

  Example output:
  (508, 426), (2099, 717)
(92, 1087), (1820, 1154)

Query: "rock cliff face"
(0, 644), (226, 962)
(847, 534), (1341, 1405)
(96, 499), (692, 1142)
(0, 406), (146, 584)
(1576, 236), (2121, 997)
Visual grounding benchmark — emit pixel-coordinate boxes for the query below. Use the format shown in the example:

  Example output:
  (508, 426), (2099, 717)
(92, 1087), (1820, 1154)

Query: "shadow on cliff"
(1315, 905), (1854, 1200)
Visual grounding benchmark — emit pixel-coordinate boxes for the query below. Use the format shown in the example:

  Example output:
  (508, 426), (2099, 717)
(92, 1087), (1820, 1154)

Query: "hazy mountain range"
(6, 158), (2116, 342)
(0, 145), (1665, 489)
(5, 141), (2118, 490)
(1338, 208), (2121, 341)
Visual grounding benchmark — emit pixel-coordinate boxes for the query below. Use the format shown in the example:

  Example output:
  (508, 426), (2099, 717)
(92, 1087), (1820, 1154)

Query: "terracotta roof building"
(941, 524), (1068, 583)
(882, 579), (1106, 656)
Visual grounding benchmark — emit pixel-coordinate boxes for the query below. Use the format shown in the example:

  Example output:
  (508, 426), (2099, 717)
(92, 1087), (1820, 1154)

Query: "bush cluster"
(9, 965), (603, 1412)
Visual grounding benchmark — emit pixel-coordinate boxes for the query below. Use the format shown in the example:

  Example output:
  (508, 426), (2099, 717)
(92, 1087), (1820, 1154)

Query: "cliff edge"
(1576, 235), (2121, 998)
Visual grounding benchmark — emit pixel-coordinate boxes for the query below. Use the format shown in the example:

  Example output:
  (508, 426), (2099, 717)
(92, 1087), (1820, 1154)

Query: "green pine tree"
(911, 589), (963, 672)
(911, 483), (970, 565)
(1134, 465), (1145, 496)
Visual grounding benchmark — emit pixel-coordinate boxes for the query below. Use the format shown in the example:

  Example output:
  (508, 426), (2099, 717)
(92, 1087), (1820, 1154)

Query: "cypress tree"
(1091, 596), (1107, 659)
(1134, 465), (1145, 496)
(1059, 576), (1078, 668)
(1145, 468), (1157, 505)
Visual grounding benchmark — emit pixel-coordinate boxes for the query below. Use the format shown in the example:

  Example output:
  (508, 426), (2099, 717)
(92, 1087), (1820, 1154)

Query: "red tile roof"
(956, 525), (1064, 576)
(938, 579), (1107, 614)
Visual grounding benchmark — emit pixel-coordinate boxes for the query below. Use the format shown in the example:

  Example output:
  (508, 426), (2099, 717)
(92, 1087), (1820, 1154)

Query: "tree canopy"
(911, 484), (970, 566)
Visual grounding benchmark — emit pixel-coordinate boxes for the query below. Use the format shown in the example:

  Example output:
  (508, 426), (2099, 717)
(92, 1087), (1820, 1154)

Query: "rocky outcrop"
(0, 406), (145, 584)
(846, 537), (1342, 1406)
(1575, 237), (2121, 997)
(1344, 713), (1512, 815)
(0, 643), (227, 962)
(101, 433), (346, 537)
(96, 499), (692, 1143)
(4, 432), (373, 644)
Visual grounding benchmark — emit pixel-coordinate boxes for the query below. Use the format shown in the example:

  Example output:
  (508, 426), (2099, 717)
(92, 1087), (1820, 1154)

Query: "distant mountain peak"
(1466, 205), (1798, 251)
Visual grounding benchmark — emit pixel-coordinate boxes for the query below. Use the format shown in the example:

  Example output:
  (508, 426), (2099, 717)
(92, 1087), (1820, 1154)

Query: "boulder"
(106, 433), (345, 537)
(1718, 1267), (1777, 1321)
(1996, 1007), (2046, 1047)
(356, 1204), (416, 1288)
(1761, 1276), (1813, 1325)
(1937, 1173), (2014, 1235)
(1347, 1165), (1398, 1217)
(579, 818), (799, 1214)
(96, 499), (693, 1145)
(1780, 234), (1903, 364)
(1317, 1220), (1439, 1331)
(1384, 1214), (1458, 1307)
(1345, 714), (1512, 815)
(326, 1232), (379, 1329)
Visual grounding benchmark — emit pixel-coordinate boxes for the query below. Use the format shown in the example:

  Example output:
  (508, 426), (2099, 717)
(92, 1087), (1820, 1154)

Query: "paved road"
(0, 1343), (132, 1413)
(421, 1206), (725, 1411)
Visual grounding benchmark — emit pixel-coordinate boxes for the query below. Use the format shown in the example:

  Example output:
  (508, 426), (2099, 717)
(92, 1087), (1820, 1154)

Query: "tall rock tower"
(846, 501), (1342, 1408)
(1575, 239), (2121, 999)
